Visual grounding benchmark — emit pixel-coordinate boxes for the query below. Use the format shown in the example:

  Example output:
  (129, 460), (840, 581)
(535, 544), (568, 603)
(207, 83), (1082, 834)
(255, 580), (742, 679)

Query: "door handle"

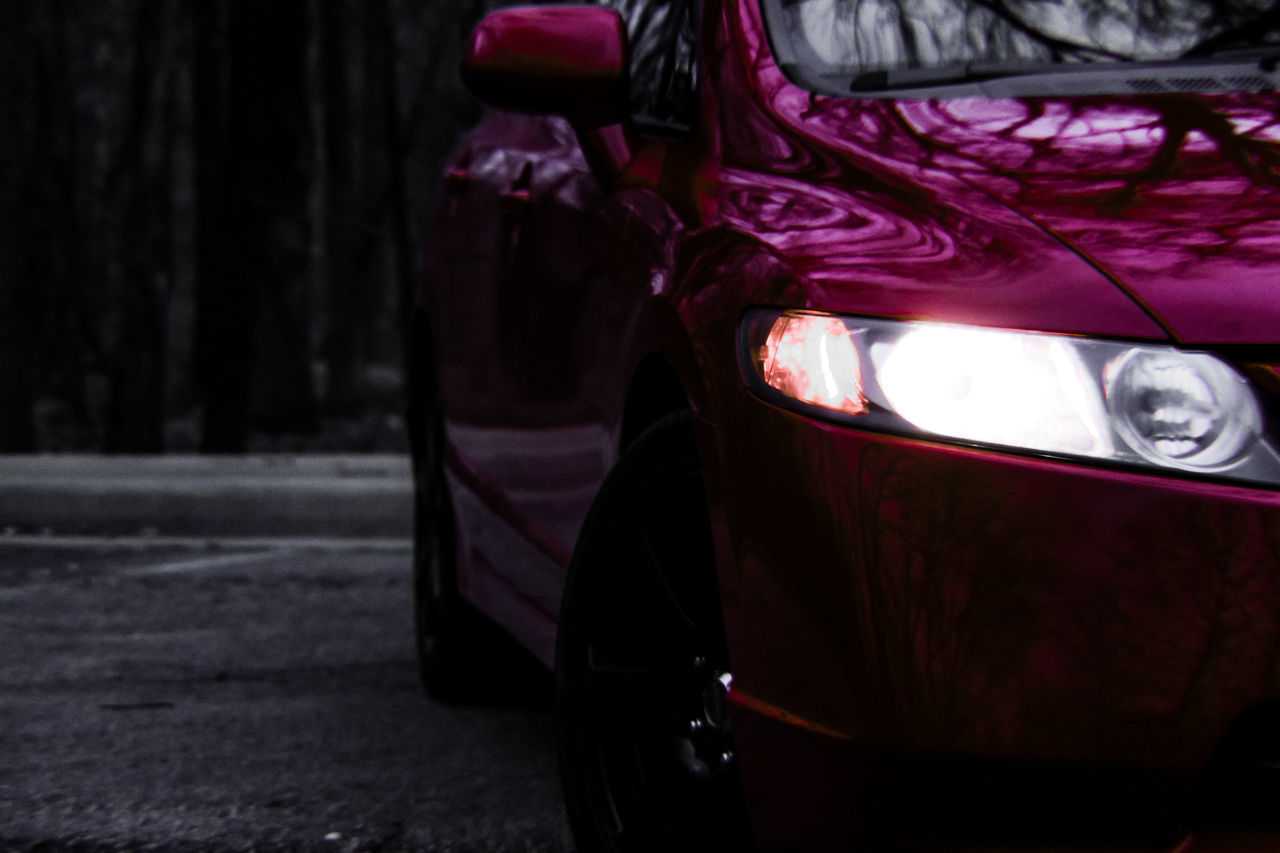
(500, 162), (534, 216)
(499, 187), (531, 214)
(443, 167), (471, 192)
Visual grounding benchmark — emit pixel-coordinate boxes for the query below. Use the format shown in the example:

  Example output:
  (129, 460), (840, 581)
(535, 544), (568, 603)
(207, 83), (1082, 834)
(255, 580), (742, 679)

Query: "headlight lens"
(1105, 349), (1261, 471)
(874, 324), (1111, 458)
(740, 309), (1278, 485)
(760, 313), (868, 416)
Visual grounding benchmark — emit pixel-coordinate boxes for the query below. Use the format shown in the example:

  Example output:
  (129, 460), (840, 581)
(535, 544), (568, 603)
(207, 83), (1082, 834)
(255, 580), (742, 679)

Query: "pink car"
(408, 1), (1280, 849)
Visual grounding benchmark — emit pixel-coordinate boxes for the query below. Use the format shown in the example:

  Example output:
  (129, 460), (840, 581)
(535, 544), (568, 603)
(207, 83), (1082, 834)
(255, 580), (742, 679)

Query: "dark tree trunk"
(355, 0), (392, 379)
(104, 0), (169, 452)
(0, 8), (40, 450)
(323, 0), (363, 415)
(192, 1), (254, 452)
(242, 0), (319, 436)
(376, 0), (416, 357)
(0, 207), (38, 450)
(194, 0), (318, 449)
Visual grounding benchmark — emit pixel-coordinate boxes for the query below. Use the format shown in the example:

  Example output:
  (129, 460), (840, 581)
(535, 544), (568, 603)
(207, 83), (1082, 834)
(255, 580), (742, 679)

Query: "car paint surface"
(418, 0), (1280, 847)
(881, 94), (1280, 344)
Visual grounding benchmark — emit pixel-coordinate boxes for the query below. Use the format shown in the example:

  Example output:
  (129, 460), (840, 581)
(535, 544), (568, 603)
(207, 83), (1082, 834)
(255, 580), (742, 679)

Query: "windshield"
(761, 0), (1280, 84)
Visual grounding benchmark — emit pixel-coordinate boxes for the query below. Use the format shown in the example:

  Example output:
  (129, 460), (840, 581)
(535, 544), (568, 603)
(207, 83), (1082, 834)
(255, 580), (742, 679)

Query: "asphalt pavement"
(0, 455), (572, 852)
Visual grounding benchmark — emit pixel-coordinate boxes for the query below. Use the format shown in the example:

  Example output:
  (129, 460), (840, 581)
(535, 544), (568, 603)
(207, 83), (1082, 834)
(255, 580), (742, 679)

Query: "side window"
(600, 0), (700, 135)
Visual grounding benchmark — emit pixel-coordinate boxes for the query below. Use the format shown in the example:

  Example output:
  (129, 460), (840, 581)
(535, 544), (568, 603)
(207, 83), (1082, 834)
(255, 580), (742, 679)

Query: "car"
(407, 0), (1280, 849)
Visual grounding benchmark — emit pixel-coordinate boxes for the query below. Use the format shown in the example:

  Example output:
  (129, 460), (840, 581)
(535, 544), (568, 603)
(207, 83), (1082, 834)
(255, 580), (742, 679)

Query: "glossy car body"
(411, 0), (1280, 849)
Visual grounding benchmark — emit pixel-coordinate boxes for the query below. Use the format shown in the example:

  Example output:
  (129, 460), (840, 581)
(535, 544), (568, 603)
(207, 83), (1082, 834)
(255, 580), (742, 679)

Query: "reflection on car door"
(433, 113), (609, 625)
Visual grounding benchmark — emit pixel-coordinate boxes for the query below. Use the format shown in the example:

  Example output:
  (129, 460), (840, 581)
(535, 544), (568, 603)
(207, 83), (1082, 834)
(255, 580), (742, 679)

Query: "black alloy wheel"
(556, 412), (755, 852)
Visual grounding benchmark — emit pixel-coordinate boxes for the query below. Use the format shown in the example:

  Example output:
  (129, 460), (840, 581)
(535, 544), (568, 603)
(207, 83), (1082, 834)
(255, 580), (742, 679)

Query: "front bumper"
(704, 393), (1280, 848)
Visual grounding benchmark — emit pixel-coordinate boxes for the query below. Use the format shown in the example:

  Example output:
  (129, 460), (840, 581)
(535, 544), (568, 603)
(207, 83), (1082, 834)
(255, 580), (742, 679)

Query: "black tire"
(556, 412), (755, 852)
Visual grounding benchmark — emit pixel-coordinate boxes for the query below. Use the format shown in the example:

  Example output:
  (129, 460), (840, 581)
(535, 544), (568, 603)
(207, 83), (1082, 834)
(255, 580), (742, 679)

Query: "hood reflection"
(718, 0), (1280, 344)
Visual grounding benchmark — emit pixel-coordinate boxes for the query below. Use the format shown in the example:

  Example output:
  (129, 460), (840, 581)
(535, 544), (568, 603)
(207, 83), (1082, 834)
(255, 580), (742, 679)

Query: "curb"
(0, 455), (413, 538)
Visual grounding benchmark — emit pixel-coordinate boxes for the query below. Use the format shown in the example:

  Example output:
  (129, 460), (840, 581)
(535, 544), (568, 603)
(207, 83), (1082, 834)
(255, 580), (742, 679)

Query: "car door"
(431, 111), (608, 624)
(434, 0), (703, 635)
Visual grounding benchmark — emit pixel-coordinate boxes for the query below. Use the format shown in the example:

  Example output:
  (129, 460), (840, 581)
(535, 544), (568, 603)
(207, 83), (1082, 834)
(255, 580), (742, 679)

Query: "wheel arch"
(608, 289), (716, 461)
(619, 354), (691, 453)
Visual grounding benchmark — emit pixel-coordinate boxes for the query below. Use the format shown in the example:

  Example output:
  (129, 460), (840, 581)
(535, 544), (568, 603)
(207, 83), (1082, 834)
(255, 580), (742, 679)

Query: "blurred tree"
(0, 6), (42, 450)
(322, 0), (388, 416)
(190, 1), (245, 452)
(0, 0), (493, 453)
(238, 0), (321, 439)
(102, 0), (177, 452)
(194, 0), (318, 450)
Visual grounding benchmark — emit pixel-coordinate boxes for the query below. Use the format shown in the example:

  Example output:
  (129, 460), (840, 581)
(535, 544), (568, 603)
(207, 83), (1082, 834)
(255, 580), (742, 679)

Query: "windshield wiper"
(850, 62), (1034, 93)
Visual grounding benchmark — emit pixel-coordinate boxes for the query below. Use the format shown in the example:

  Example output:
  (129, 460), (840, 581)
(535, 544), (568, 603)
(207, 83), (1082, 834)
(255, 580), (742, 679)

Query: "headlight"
(1105, 349), (1261, 471)
(759, 313), (868, 416)
(739, 309), (1280, 486)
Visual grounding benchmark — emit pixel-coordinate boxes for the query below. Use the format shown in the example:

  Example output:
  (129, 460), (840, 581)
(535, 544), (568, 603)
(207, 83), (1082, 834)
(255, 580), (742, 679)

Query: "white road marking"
(122, 550), (279, 577)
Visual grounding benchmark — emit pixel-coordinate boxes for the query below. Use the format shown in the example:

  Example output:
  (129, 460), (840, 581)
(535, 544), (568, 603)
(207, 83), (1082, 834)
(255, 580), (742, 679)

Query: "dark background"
(0, 1), (497, 455)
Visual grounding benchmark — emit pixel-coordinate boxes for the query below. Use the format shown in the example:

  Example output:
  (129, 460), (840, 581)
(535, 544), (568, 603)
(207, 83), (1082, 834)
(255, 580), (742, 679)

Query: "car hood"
(724, 1), (1280, 344)
(886, 93), (1280, 345)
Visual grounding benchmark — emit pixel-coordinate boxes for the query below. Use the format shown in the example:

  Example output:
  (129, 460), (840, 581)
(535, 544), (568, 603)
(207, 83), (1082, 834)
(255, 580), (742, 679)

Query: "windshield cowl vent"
(1127, 75), (1271, 94)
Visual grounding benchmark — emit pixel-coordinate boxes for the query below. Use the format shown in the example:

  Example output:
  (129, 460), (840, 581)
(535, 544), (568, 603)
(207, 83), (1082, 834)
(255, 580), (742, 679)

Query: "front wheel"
(556, 412), (755, 852)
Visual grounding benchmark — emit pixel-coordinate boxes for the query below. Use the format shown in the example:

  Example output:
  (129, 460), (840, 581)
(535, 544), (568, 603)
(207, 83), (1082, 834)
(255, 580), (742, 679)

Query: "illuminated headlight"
(739, 309), (1280, 485)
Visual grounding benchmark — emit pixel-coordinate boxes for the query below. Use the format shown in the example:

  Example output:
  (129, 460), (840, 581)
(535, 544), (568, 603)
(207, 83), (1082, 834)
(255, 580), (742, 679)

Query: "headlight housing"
(740, 309), (1280, 486)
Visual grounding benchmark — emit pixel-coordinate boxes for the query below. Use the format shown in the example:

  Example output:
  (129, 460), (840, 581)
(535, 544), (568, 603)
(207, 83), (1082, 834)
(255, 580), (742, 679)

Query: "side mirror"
(461, 6), (628, 130)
